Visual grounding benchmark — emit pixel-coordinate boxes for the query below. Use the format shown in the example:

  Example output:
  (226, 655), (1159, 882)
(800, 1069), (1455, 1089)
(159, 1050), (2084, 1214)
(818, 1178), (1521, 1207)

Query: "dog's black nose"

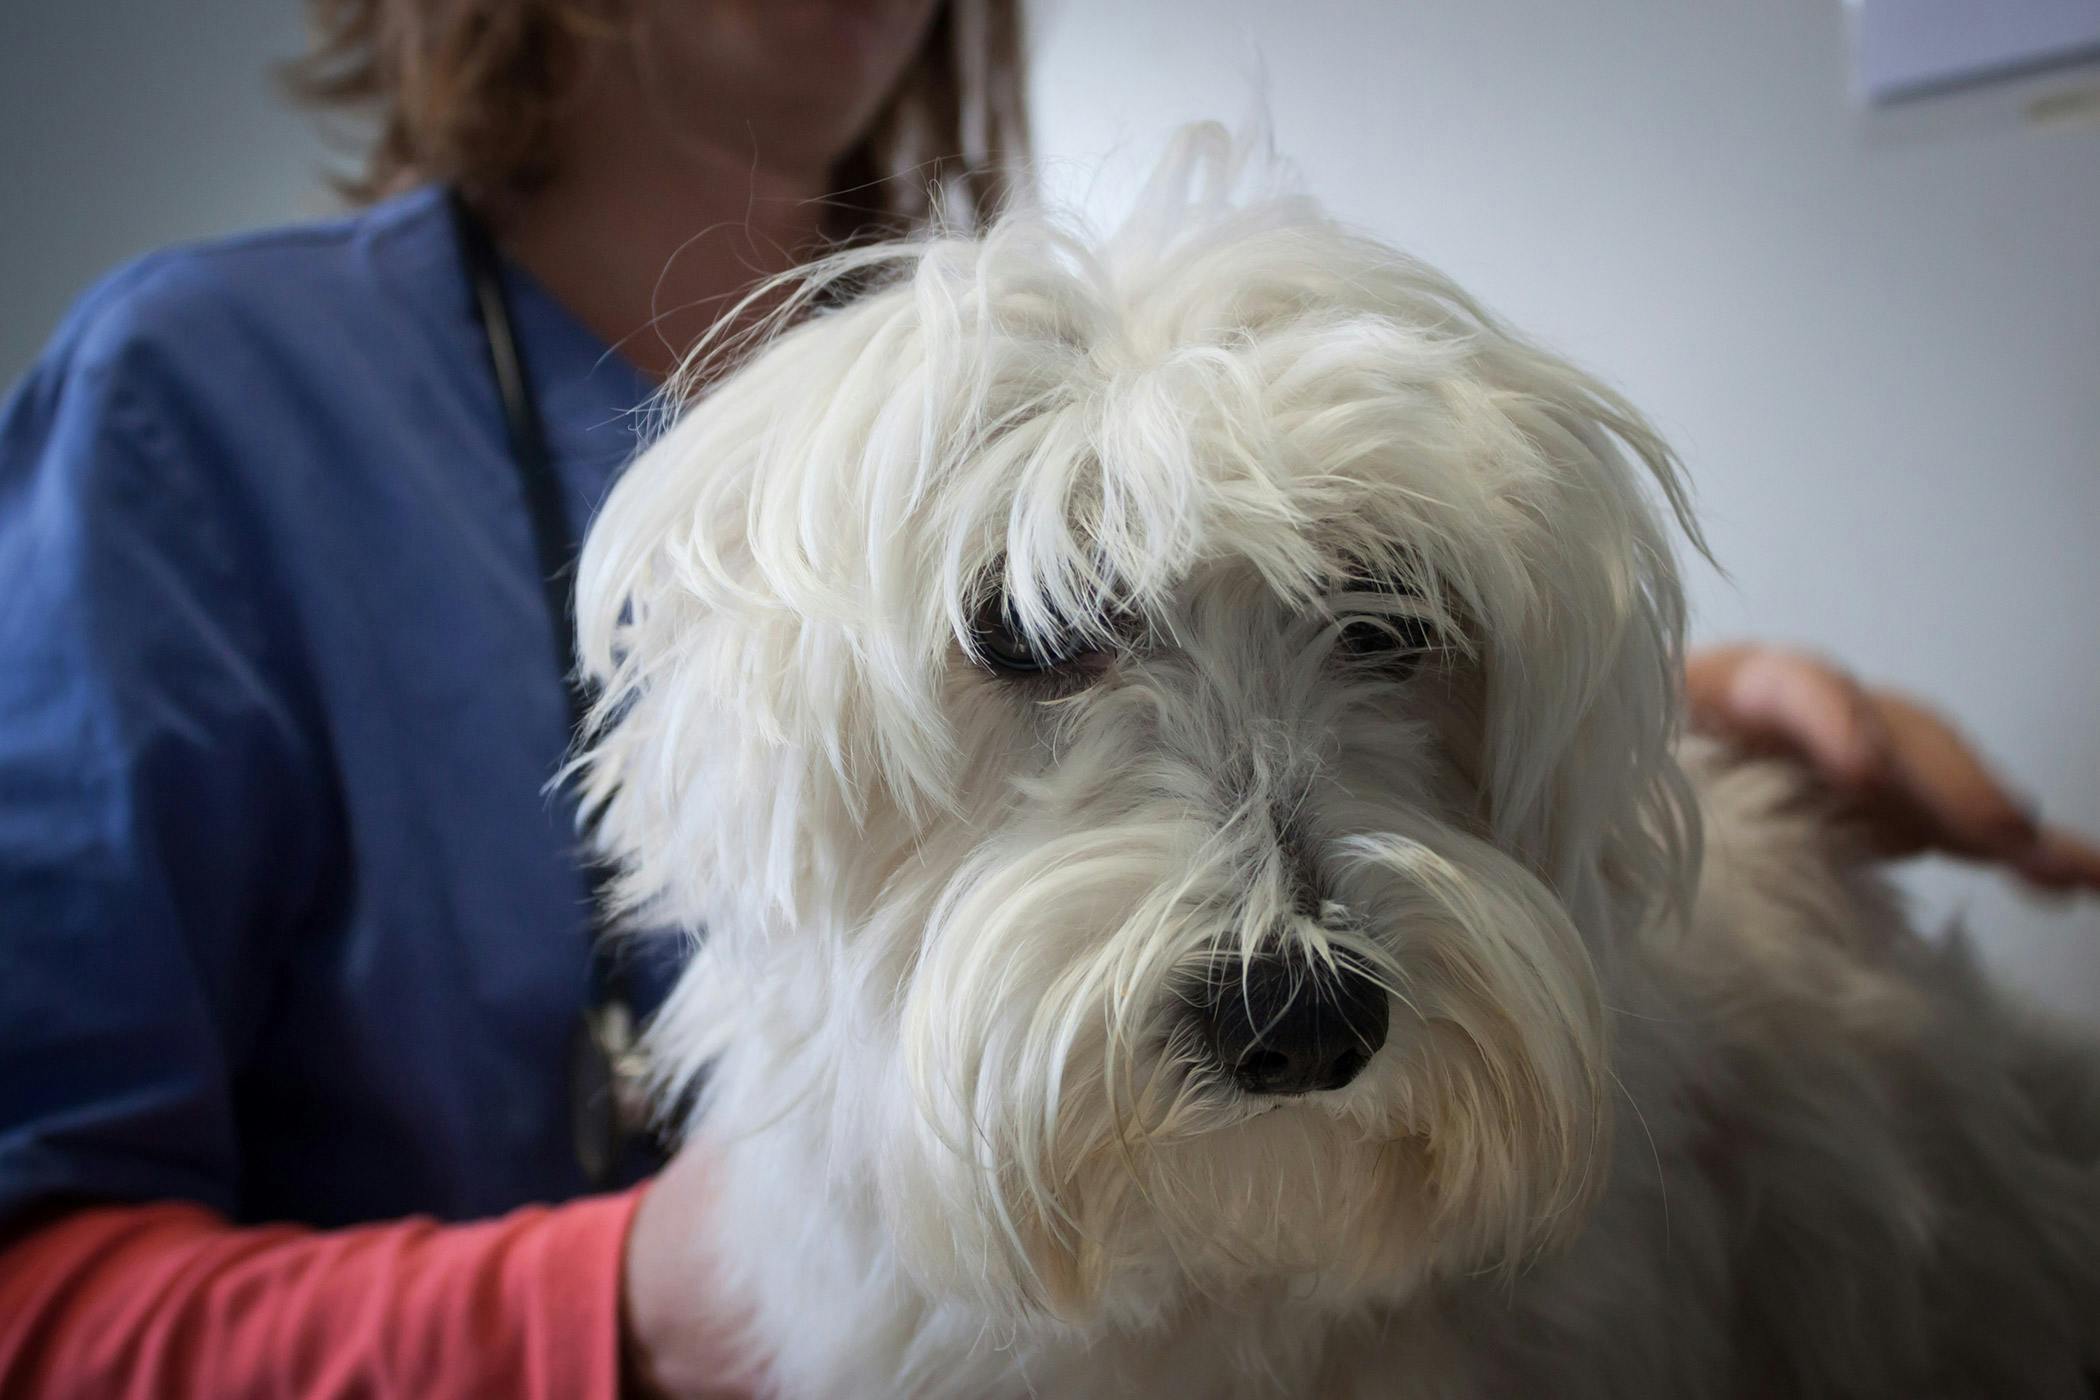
(1195, 948), (1388, 1096)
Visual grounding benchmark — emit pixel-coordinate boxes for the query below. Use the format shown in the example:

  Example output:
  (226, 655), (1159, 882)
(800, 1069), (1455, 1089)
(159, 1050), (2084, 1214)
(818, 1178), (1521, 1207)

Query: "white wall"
(4, 1), (2095, 1022)
(1026, 0), (2100, 1023)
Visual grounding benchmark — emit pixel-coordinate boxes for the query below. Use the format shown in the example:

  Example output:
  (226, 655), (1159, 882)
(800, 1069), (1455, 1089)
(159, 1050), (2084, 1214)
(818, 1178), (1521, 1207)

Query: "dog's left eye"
(970, 602), (1111, 678)
(1335, 613), (1439, 676)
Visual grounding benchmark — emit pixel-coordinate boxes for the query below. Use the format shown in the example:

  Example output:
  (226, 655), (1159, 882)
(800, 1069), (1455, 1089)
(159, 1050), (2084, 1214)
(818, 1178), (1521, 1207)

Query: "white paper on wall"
(1851, 0), (2100, 102)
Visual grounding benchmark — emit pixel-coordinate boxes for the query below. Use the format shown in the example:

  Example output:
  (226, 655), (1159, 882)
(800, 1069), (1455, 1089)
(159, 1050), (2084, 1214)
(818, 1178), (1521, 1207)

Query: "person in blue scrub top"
(1, 0), (2094, 1391)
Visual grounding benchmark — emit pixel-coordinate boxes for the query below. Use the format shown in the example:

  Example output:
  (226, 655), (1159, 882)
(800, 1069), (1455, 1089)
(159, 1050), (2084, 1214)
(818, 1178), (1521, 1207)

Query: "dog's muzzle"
(1193, 947), (1389, 1096)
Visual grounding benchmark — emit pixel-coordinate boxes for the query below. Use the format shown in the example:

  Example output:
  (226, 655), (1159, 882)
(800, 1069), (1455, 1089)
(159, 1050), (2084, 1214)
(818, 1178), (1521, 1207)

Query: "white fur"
(575, 125), (2100, 1398)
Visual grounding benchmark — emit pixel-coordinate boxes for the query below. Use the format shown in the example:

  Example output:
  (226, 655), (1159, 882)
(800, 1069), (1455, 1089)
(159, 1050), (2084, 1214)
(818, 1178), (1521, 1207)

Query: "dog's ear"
(567, 279), (920, 928)
(1464, 359), (1705, 954)
(569, 245), (1031, 926)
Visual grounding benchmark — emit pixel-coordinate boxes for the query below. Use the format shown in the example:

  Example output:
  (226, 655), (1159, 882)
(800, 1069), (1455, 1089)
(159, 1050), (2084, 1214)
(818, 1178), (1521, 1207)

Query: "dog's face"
(579, 132), (1699, 1325)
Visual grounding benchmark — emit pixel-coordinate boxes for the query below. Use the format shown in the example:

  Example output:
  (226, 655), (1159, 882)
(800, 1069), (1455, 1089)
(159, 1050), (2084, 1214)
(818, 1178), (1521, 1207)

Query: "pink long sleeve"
(0, 1186), (645, 1398)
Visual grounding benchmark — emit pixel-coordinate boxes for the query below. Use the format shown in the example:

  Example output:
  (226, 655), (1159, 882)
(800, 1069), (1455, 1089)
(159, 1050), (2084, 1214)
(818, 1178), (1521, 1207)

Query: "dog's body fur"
(576, 129), (2100, 1397)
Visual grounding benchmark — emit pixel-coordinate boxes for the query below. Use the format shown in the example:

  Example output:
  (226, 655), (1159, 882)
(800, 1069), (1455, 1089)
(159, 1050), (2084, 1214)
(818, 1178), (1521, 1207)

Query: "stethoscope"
(447, 188), (658, 1187)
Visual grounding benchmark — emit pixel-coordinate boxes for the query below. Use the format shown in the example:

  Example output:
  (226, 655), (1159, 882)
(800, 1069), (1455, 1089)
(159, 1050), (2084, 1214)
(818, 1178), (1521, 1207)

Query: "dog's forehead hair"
(969, 413), (1465, 647)
(982, 538), (1436, 630)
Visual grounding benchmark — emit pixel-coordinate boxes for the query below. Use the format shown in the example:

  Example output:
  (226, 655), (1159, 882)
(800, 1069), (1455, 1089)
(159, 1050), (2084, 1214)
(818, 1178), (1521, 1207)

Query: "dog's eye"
(1335, 613), (1439, 676)
(970, 600), (1111, 678)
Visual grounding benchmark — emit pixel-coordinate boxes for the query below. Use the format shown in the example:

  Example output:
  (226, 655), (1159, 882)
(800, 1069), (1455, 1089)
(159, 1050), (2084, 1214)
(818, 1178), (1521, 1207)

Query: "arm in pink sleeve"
(0, 1186), (646, 1399)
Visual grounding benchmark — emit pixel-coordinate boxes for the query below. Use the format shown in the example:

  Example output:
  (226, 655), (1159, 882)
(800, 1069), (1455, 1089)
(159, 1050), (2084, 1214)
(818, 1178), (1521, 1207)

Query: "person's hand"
(622, 1139), (761, 1400)
(1686, 644), (2100, 894)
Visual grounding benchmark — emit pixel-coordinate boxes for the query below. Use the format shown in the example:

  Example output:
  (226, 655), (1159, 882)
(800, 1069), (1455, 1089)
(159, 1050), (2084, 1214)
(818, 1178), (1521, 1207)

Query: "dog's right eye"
(969, 600), (1108, 678)
(1335, 612), (1439, 677)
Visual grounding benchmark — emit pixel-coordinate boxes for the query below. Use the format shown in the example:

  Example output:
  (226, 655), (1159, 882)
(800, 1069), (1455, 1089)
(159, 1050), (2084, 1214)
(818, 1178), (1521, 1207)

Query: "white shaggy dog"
(574, 127), (2100, 1398)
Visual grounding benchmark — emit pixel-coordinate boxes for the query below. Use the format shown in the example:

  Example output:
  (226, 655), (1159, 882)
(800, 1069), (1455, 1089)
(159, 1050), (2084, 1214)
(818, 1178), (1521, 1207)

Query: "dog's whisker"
(1608, 1067), (1670, 1258)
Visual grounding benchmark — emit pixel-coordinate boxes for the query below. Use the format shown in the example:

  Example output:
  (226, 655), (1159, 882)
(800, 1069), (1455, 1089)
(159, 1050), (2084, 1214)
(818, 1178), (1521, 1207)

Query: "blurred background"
(3, 0), (2095, 1022)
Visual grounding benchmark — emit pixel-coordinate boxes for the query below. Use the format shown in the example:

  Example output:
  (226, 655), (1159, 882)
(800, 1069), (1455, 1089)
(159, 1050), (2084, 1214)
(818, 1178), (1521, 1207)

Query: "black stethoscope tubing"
(448, 188), (651, 1186)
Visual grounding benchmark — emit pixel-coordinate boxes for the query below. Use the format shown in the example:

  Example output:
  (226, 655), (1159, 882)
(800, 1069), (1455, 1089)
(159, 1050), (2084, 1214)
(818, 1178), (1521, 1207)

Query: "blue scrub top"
(0, 186), (672, 1229)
